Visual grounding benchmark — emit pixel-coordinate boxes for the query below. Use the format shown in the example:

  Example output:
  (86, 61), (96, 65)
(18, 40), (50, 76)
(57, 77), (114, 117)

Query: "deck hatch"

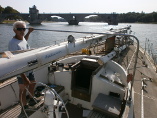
(71, 58), (100, 101)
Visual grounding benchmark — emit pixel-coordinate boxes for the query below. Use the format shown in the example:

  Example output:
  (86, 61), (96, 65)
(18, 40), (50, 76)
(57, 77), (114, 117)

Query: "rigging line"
(125, 46), (141, 61)
(26, 28), (122, 35)
(125, 45), (144, 70)
(136, 69), (153, 80)
(129, 46), (146, 62)
(30, 28), (105, 34)
(134, 91), (156, 101)
(126, 45), (136, 71)
(10, 84), (18, 100)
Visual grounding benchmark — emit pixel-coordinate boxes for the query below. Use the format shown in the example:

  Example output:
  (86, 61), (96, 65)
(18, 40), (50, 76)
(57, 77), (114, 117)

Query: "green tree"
(2, 6), (19, 13)
(2, 6), (22, 20)
(151, 12), (157, 22)
(117, 12), (157, 23)
(0, 5), (4, 13)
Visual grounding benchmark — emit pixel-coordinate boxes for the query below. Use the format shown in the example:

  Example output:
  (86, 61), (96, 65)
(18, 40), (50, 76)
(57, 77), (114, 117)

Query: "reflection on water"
(0, 22), (157, 53)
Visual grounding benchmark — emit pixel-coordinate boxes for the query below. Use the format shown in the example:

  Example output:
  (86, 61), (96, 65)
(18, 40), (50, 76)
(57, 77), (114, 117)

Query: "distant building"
(29, 5), (39, 20)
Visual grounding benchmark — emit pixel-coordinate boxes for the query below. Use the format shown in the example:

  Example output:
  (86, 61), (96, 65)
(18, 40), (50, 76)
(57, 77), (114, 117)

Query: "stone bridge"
(41, 13), (118, 25)
(0, 6), (118, 25)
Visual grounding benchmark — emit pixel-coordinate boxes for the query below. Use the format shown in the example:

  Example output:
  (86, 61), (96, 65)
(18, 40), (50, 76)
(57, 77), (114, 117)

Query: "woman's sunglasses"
(16, 28), (26, 31)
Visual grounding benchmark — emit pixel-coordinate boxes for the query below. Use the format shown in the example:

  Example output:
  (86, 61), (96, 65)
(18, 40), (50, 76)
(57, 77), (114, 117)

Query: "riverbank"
(1, 20), (57, 24)
(2, 20), (157, 24)
(0, 20), (17, 24)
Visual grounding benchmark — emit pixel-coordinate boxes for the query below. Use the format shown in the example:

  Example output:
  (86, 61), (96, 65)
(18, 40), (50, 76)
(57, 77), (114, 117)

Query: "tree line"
(118, 12), (157, 23)
(85, 12), (157, 23)
(1, 5), (157, 23)
(0, 6), (22, 20)
(0, 6), (19, 13)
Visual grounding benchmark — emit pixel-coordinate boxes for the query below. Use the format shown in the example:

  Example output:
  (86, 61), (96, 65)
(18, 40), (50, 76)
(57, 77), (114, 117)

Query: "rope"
(26, 26), (131, 35)
(28, 28), (115, 35)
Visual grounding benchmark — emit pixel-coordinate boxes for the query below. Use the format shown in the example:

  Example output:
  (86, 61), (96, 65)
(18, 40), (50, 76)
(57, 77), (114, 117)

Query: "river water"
(0, 22), (157, 53)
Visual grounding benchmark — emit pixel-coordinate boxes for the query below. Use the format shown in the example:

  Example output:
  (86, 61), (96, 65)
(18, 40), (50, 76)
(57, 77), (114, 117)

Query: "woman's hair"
(13, 21), (26, 29)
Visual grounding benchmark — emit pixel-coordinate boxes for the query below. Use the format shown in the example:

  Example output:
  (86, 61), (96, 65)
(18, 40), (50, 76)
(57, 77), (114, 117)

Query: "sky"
(0, 0), (157, 14)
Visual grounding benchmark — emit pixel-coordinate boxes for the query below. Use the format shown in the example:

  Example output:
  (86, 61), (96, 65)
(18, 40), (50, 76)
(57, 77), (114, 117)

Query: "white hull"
(0, 26), (135, 118)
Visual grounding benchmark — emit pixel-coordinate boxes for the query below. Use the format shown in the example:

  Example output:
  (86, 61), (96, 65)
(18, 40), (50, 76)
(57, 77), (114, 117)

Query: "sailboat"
(0, 25), (156, 118)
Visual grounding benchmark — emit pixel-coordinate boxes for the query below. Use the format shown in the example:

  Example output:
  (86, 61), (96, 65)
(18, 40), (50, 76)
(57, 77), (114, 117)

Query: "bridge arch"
(45, 15), (65, 22)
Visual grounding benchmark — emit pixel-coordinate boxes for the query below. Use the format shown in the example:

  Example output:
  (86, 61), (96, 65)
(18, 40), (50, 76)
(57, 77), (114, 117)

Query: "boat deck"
(89, 44), (157, 118)
(115, 45), (157, 118)
(1, 43), (157, 118)
(0, 104), (21, 118)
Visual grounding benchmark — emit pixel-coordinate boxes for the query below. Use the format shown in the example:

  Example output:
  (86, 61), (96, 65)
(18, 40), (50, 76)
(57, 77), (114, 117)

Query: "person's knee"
(19, 84), (29, 93)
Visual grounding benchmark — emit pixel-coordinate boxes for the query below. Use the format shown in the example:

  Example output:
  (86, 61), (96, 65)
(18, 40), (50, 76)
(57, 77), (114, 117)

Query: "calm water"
(0, 22), (157, 53)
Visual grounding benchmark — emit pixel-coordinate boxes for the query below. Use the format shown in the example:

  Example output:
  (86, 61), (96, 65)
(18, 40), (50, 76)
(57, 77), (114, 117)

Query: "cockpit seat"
(92, 93), (122, 118)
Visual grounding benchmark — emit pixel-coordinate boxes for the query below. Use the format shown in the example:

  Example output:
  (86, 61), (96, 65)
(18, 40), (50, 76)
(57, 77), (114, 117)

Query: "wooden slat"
(0, 77), (17, 89)
(87, 110), (112, 118)
(0, 104), (21, 118)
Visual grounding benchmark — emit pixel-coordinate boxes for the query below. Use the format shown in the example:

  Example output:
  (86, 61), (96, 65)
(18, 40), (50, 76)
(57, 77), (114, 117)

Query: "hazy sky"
(0, 0), (156, 13)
